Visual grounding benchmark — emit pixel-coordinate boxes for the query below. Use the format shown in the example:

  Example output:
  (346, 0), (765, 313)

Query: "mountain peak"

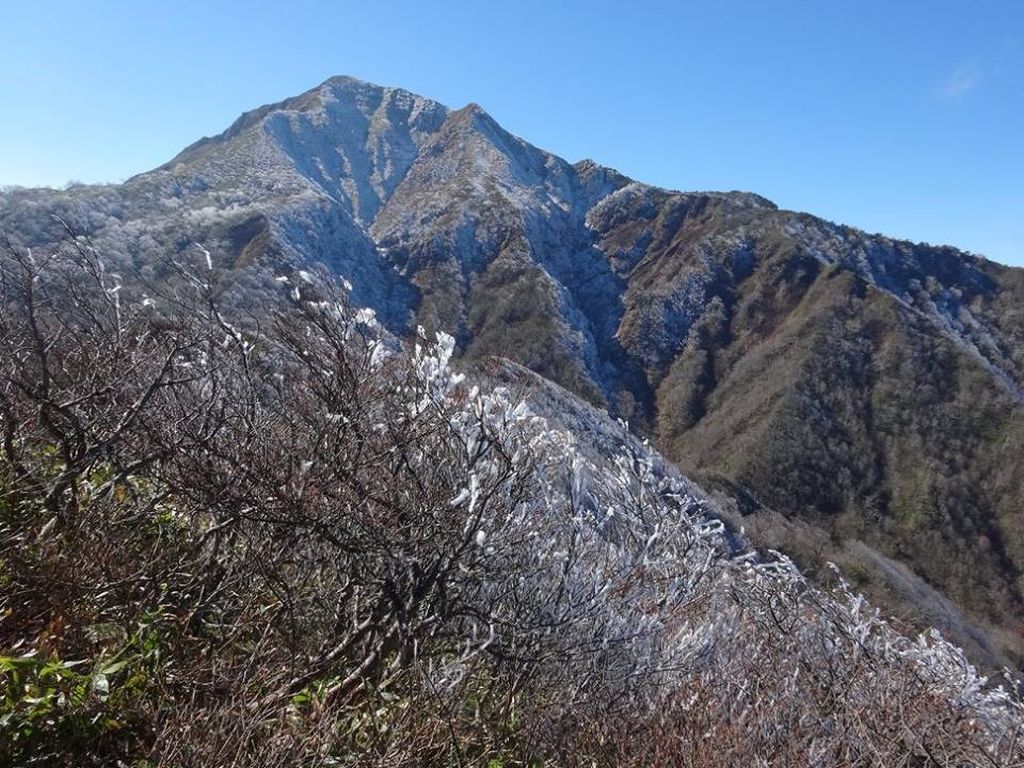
(445, 101), (501, 133)
(321, 73), (375, 88)
(161, 75), (448, 174)
(316, 74), (438, 109)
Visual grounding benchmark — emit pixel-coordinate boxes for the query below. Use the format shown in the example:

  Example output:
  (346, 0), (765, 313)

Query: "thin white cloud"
(939, 62), (982, 99)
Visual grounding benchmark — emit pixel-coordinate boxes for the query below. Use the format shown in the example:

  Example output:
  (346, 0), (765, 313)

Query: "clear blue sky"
(1, 1), (1021, 265)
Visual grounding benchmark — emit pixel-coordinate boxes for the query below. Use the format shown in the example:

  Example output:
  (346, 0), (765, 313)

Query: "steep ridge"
(2, 74), (1022, 667)
(371, 103), (640, 405)
(584, 190), (1024, 662)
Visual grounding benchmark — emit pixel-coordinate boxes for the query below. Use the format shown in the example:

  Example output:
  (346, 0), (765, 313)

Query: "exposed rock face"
(3, 75), (1023, 668)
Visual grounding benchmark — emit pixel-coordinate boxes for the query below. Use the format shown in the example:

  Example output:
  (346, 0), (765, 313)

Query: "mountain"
(2, 74), (1023, 668)
(4, 241), (1021, 765)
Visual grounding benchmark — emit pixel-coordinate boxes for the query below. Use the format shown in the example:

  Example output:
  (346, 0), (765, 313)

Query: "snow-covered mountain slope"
(2, 74), (1023, 669)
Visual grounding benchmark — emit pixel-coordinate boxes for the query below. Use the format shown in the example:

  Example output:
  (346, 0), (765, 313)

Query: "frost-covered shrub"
(1, 239), (1022, 766)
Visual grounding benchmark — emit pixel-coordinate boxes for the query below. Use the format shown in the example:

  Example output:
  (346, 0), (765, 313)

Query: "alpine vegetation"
(6, 77), (1024, 670)
(1, 238), (1022, 766)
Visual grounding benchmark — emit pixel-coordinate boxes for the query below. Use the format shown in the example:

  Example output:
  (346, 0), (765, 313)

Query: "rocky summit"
(3, 74), (1023, 669)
